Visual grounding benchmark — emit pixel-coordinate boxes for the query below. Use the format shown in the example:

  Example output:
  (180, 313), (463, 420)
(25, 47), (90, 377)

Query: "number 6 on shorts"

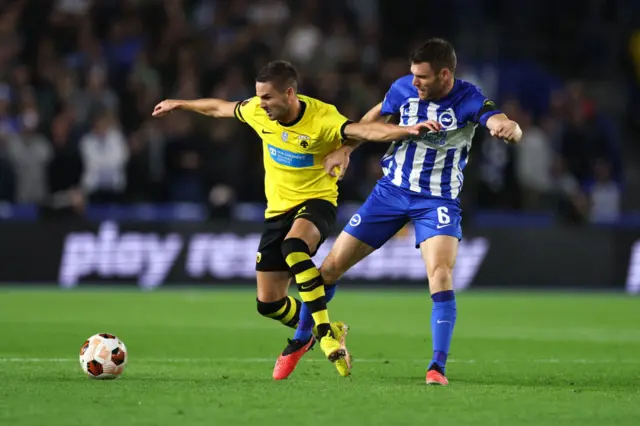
(437, 206), (450, 225)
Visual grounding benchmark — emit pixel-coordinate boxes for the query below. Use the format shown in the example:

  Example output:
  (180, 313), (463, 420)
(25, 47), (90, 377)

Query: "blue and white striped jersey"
(379, 76), (500, 200)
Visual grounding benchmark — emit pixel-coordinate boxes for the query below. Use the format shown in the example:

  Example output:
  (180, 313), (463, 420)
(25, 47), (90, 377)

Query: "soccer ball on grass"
(79, 333), (128, 379)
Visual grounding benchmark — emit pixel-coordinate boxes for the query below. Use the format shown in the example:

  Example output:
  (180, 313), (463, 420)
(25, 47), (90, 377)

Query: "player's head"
(255, 61), (299, 121)
(409, 38), (457, 101)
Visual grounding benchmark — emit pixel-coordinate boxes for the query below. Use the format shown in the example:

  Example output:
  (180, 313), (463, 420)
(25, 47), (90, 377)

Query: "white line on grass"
(1, 357), (639, 364)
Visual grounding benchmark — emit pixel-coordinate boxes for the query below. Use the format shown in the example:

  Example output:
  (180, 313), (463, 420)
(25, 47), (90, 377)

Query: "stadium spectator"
(45, 113), (84, 217)
(6, 103), (52, 204)
(510, 102), (554, 209)
(79, 109), (129, 203)
(163, 113), (207, 203)
(549, 157), (588, 224)
(584, 158), (622, 224)
(0, 0), (631, 225)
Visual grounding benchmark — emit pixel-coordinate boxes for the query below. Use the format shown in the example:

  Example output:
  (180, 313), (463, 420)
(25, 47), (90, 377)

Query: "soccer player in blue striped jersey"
(291, 38), (523, 385)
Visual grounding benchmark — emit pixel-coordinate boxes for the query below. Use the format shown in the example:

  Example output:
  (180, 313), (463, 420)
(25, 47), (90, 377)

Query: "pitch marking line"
(1, 358), (639, 364)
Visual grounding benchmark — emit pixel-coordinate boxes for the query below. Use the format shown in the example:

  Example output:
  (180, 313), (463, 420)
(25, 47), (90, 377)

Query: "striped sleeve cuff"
(339, 120), (353, 141)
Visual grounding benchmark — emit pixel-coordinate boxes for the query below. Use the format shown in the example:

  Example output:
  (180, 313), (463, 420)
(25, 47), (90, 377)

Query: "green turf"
(1, 289), (639, 426)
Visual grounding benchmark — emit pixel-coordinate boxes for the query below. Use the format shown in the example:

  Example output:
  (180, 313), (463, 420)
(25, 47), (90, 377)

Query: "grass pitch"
(1, 288), (639, 426)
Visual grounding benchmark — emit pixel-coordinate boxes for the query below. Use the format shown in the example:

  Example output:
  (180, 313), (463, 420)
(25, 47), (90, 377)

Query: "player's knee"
(428, 264), (454, 292)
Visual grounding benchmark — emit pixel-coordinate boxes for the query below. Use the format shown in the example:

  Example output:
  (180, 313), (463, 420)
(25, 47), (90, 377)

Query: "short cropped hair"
(255, 61), (298, 92)
(409, 38), (457, 73)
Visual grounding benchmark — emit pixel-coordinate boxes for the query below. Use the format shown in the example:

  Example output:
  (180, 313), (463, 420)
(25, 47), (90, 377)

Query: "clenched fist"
(490, 119), (522, 144)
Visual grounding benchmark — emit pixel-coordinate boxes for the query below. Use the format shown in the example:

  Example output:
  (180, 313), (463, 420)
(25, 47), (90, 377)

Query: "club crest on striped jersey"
(437, 109), (457, 130)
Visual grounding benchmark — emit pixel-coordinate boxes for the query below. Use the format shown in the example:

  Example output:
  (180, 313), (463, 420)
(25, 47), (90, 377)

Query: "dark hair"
(255, 61), (298, 92)
(409, 38), (457, 73)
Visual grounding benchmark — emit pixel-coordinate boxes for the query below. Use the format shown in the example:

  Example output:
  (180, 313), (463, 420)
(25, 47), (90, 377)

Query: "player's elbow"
(206, 108), (223, 118)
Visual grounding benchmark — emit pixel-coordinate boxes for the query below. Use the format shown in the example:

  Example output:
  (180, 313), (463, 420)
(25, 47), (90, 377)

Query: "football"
(79, 333), (128, 380)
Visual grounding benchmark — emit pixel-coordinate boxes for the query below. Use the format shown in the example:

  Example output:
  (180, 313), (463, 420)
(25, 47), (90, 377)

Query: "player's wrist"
(341, 141), (360, 154)
(341, 145), (355, 155)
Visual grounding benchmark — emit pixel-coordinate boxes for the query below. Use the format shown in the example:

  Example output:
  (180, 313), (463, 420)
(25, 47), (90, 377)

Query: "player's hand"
(490, 119), (522, 143)
(323, 147), (351, 181)
(408, 120), (442, 135)
(152, 100), (180, 117)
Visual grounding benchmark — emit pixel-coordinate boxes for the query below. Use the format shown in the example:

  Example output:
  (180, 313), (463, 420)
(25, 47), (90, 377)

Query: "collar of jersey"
(278, 100), (307, 127)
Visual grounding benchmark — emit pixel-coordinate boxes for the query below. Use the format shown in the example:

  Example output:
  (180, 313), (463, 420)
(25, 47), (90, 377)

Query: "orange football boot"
(426, 364), (449, 386)
(272, 337), (315, 380)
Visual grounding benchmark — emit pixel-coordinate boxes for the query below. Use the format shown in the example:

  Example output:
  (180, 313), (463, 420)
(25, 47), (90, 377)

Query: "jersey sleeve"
(322, 105), (352, 143)
(464, 87), (501, 127)
(380, 80), (403, 116)
(234, 97), (258, 124)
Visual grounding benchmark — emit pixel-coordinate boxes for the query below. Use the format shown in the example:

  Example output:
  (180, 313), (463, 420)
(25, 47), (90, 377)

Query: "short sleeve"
(322, 105), (352, 143)
(380, 81), (403, 116)
(464, 88), (501, 127)
(234, 97), (257, 124)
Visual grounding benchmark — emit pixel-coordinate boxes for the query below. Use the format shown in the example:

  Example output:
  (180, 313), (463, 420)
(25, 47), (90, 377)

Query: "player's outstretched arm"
(322, 102), (384, 179)
(152, 98), (238, 118)
(344, 122), (413, 142)
(343, 120), (440, 143)
(339, 102), (385, 152)
(323, 103), (434, 180)
(324, 119), (440, 178)
(486, 114), (523, 144)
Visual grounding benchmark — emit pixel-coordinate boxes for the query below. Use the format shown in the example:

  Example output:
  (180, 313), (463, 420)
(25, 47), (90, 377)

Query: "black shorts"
(255, 199), (337, 272)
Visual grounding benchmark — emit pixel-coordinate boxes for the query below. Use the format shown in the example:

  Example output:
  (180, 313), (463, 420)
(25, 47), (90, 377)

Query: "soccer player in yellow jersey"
(152, 61), (427, 379)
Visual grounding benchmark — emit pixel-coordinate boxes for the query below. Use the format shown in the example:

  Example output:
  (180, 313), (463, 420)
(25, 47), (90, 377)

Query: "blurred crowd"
(0, 0), (633, 224)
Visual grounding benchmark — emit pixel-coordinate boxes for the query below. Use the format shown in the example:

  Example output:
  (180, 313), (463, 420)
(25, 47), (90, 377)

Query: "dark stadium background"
(0, 0), (638, 290)
(2, 2), (640, 426)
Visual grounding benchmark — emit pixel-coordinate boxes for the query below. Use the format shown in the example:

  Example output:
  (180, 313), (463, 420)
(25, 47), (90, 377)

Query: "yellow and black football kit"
(234, 95), (349, 272)
(235, 95), (350, 344)
(235, 95), (349, 219)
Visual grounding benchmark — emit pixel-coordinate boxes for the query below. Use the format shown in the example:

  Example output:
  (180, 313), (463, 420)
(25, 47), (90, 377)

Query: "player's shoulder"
(239, 96), (260, 110)
(389, 74), (416, 93)
(384, 75), (418, 105)
(298, 94), (338, 115)
(392, 74), (414, 86)
(447, 80), (498, 123)
(236, 96), (268, 124)
(443, 80), (489, 113)
(452, 79), (485, 98)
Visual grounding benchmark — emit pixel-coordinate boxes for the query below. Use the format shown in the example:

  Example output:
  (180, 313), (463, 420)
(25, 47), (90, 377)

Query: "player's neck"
(436, 78), (456, 100)
(279, 97), (306, 127)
